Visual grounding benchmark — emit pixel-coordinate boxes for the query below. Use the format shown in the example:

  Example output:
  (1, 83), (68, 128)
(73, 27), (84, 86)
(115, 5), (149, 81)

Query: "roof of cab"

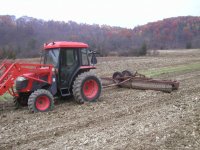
(44, 41), (88, 50)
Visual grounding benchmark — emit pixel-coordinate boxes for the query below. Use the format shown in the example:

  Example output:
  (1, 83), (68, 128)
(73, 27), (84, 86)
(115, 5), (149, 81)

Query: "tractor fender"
(68, 66), (95, 89)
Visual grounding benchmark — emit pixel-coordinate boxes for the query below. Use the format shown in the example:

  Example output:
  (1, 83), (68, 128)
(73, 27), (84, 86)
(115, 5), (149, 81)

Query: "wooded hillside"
(0, 15), (199, 58)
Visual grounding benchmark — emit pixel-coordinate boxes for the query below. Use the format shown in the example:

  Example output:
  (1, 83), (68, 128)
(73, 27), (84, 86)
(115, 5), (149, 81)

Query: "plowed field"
(0, 49), (200, 150)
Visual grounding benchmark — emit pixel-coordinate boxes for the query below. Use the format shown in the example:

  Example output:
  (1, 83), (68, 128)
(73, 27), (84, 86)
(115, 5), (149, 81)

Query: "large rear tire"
(28, 89), (54, 113)
(73, 72), (102, 104)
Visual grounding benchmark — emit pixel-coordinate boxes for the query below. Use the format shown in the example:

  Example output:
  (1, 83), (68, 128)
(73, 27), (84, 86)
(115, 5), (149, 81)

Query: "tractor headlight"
(16, 76), (28, 91)
(16, 76), (27, 82)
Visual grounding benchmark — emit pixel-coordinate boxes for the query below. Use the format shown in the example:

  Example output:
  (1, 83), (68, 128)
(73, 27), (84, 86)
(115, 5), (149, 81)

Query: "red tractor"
(0, 41), (102, 112)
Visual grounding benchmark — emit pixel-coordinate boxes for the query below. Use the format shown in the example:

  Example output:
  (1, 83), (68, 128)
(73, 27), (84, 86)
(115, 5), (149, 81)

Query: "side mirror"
(91, 53), (97, 65)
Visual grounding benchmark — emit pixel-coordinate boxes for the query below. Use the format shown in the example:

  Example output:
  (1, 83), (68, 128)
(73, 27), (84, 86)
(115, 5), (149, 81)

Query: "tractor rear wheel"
(28, 89), (54, 113)
(73, 72), (102, 104)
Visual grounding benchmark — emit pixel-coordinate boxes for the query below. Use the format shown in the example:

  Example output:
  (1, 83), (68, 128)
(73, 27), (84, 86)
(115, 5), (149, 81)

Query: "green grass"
(0, 93), (12, 101)
(141, 62), (200, 77)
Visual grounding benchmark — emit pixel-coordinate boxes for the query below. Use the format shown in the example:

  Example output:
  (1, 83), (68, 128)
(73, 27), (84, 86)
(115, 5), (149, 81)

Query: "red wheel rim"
(83, 79), (99, 100)
(35, 96), (50, 111)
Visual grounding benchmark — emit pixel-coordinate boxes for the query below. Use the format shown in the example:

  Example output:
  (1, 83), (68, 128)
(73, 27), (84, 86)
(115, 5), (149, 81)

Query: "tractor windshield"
(44, 48), (60, 67)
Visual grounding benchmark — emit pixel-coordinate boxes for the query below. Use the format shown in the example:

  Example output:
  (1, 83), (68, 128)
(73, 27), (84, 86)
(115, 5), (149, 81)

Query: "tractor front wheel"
(14, 96), (28, 109)
(28, 89), (54, 113)
(73, 72), (102, 104)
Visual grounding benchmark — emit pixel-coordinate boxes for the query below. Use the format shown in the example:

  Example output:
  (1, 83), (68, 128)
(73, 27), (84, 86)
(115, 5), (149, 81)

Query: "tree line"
(0, 15), (199, 58)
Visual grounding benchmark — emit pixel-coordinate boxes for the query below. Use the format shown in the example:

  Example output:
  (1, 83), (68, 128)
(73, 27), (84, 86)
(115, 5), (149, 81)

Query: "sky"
(0, 0), (199, 28)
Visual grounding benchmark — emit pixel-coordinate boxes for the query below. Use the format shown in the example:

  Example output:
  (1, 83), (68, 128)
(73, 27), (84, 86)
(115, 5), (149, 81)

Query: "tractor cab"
(43, 41), (97, 96)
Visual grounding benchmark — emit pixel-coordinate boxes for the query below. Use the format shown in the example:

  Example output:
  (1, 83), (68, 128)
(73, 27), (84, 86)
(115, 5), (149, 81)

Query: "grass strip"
(0, 92), (12, 101)
(141, 62), (200, 77)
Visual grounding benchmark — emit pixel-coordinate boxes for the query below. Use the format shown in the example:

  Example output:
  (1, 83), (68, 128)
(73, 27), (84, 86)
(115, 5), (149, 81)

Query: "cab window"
(44, 49), (59, 67)
(81, 48), (89, 65)
(61, 49), (78, 67)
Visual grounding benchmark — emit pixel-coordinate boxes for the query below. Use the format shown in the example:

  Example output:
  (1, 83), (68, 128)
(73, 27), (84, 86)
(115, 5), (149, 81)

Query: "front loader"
(0, 41), (102, 112)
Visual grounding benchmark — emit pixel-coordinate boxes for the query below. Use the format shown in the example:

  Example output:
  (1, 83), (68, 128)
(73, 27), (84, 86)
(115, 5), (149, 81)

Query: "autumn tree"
(0, 15), (199, 58)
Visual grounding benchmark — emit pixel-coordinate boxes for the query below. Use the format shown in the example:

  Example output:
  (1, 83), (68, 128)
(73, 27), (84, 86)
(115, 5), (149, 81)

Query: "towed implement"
(101, 70), (179, 93)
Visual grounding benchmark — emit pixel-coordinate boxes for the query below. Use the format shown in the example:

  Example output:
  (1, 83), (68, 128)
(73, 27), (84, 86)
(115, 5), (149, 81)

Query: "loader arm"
(0, 62), (53, 96)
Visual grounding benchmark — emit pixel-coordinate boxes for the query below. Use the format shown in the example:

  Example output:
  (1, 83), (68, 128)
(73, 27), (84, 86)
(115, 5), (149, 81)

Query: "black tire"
(14, 96), (28, 109)
(14, 97), (21, 109)
(73, 72), (102, 104)
(112, 71), (123, 83)
(122, 70), (136, 77)
(28, 89), (54, 113)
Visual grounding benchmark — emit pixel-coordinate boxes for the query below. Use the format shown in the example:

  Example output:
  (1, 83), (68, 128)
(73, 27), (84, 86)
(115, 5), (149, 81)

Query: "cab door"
(59, 49), (79, 93)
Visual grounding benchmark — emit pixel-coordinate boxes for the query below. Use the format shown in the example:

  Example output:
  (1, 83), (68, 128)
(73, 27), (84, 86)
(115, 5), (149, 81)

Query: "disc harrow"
(101, 70), (179, 93)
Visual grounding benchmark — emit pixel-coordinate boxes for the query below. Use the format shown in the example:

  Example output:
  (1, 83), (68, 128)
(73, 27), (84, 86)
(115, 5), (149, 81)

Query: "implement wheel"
(112, 71), (123, 83)
(112, 72), (123, 87)
(28, 89), (54, 113)
(73, 72), (102, 104)
(122, 70), (136, 77)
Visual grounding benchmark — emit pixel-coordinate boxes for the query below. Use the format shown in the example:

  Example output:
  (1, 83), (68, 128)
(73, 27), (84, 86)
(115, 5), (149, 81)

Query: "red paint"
(44, 41), (88, 50)
(0, 62), (53, 96)
(35, 95), (50, 111)
(83, 79), (98, 99)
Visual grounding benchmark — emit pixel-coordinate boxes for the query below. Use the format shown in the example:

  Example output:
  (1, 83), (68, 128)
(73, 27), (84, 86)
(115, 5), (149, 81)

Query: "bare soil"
(0, 49), (200, 150)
